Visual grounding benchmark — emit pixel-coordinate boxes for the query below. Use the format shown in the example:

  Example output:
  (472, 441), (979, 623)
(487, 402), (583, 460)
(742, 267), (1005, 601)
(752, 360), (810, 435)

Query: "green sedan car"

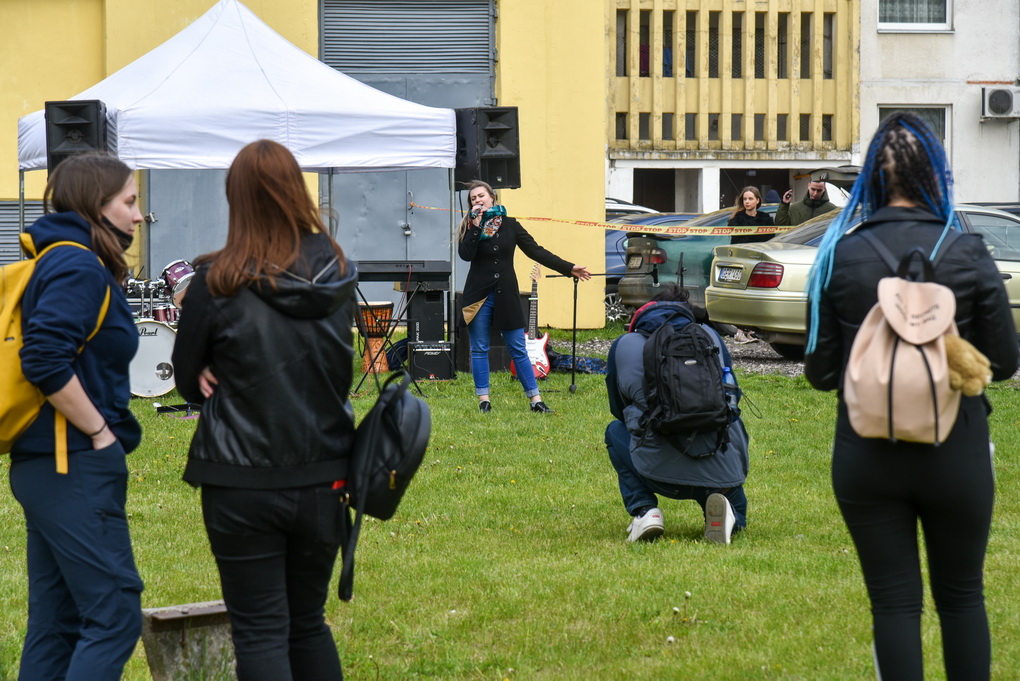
(705, 205), (1020, 359)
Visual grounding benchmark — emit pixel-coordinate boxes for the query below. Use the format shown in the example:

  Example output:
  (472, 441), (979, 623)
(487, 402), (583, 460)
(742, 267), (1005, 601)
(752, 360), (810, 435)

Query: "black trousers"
(832, 398), (993, 681)
(201, 484), (348, 681)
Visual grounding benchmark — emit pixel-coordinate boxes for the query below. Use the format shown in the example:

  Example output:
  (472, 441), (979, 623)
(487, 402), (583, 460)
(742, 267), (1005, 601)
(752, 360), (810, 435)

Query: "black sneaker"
(479, 400), (492, 413)
(530, 401), (553, 413)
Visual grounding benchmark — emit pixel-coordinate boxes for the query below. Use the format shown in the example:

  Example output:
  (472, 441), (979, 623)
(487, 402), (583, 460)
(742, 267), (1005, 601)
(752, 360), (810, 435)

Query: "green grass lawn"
(2, 330), (1019, 680)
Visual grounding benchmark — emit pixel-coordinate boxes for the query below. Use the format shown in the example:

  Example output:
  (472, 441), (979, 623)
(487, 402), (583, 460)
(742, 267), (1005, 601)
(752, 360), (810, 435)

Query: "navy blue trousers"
(605, 419), (748, 527)
(9, 443), (143, 681)
(201, 484), (348, 681)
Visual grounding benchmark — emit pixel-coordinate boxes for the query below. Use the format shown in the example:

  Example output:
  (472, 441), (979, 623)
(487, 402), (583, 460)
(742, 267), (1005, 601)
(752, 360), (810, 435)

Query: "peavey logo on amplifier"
(408, 341), (454, 380)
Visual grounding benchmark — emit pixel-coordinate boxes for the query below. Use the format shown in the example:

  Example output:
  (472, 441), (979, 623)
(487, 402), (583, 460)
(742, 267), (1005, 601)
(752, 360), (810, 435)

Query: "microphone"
(470, 204), (484, 219)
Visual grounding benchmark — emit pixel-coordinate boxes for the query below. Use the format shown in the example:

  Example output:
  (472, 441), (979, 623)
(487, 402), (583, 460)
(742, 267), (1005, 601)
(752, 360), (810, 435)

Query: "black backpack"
(339, 371), (430, 601)
(639, 317), (733, 457)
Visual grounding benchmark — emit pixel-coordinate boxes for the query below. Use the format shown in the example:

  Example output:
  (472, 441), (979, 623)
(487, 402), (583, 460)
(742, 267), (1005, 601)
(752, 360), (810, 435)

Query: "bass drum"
(130, 320), (177, 397)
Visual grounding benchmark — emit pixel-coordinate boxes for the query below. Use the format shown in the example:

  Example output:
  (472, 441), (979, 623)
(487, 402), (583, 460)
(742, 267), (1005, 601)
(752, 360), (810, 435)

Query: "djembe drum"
(357, 301), (394, 374)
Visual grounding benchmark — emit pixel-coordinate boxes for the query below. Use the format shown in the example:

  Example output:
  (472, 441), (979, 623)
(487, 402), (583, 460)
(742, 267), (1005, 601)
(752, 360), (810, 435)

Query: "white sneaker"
(704, 493), (736, 545)
(626, 507), (664, 542)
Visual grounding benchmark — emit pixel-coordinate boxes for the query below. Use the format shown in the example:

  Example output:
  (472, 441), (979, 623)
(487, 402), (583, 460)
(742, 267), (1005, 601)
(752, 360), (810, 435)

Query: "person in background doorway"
(11, 153), (144, 681)
(776, 179), (836, 226)
(458, 180), (591, 414)
(172, 140), (358, 681)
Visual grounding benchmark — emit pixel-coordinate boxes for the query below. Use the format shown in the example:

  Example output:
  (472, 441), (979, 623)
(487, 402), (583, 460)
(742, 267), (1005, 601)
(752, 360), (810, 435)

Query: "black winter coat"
(458, 216), (574, 330)
(805, 206), (1019, 391)
(172, 233), (359, 489)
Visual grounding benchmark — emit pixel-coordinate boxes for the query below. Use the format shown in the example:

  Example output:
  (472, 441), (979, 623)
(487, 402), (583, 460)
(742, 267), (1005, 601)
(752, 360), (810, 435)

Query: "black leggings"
(832, 398), (994, 681)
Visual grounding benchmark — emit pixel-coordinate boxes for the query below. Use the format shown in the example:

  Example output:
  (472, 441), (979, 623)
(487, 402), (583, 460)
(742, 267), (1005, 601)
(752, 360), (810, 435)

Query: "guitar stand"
(546, 272), (614, 393)
(351, 284), (426, 397)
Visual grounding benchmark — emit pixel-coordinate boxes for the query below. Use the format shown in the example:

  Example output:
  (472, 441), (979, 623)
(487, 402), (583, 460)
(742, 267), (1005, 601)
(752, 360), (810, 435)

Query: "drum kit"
(126, 260), (194, 397)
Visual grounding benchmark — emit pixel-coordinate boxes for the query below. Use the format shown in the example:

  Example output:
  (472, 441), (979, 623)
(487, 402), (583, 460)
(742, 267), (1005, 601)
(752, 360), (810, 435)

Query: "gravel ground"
(575, 334), (805, 378)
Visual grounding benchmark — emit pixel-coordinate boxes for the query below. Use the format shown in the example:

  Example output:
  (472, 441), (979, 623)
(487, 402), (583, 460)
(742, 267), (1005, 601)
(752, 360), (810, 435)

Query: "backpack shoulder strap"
(929, 228), (962, 268)
(857, 229), (900, 273)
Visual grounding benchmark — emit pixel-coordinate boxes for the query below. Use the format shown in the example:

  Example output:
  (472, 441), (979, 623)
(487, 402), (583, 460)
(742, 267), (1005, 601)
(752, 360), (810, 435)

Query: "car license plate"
(627, 254), (642, 269)
(718, 266), (742, 282)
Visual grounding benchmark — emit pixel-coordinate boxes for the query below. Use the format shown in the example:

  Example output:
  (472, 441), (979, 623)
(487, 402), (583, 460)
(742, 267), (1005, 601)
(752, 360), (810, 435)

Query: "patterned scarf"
(478, 205), (507, 240)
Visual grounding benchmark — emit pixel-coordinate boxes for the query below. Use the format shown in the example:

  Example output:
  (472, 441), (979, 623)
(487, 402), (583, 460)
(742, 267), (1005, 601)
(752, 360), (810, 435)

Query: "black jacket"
(805, 206), (1019, 391)
(458, 216), (574, 330)
(172, 233), (359, 489)
(728, 210), (775, 245)
(606, 302), (749, 487)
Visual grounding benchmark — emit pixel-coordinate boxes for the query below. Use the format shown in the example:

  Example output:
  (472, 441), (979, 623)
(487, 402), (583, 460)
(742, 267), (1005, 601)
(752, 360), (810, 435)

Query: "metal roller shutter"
(321, 0), (492, 73)
(0, 202), (45, 265)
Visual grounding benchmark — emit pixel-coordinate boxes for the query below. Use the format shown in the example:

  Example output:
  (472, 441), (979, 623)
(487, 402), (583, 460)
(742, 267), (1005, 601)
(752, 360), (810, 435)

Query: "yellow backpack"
(1, 233), (110, 472)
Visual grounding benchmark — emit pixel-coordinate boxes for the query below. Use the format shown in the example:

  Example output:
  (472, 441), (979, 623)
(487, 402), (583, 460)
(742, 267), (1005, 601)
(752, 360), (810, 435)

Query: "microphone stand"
(546, 272), (613, 393)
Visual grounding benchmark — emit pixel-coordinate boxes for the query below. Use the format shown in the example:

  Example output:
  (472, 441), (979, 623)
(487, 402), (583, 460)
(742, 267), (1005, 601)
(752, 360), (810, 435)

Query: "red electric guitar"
(511, 265), (551, 379)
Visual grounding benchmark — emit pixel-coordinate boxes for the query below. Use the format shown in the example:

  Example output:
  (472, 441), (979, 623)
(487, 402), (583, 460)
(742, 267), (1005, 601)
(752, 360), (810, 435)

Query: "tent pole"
(327, 168), (335, 238)
(19, 169), (25, 234)
(449, 167), (456, 349)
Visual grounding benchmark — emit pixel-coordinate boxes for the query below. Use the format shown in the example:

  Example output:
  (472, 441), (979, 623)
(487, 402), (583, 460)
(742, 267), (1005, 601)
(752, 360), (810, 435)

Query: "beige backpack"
(844, 229), (962, 445)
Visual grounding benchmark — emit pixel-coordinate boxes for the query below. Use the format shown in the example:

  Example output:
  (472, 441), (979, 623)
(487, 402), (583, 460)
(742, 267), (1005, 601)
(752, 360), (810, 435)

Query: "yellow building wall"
(1, 0), (319, 201)
(495, 0), (607, 329)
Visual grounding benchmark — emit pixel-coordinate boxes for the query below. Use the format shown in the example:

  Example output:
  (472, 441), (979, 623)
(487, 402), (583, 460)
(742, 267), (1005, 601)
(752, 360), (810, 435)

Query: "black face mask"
(102, 216), (135, 251)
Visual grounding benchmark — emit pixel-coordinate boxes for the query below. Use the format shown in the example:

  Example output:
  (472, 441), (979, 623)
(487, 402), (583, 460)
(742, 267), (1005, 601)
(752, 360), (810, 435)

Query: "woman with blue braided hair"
(804, 113), (1017, 680)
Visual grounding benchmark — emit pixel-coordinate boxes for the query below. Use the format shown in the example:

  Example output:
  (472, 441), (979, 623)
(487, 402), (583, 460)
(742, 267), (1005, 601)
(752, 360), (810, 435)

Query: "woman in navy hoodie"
(11, 153), (144, 681)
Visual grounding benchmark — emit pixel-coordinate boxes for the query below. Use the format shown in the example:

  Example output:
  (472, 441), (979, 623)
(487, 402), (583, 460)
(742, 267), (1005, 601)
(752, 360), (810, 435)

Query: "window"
(822, 115), (833, 141)
(663, 11), (675, 77)
(708, 113), (720, 141)
(616, 10), (627, 77)
(823, 14), (834, 79)
(708, 12), (720, 78)
(663, 113), (674, 140)
(731, 114), (742, 140)
(800, 13), (812, 78)
(731, 13), (742, 78)
(777, 114), (788, 141)
(639, 113), (651, 140)
(965, 213), (1020, 261)
(800, 114), (811, 141)
(878, 106), (947, 147)
(685, 113), (697, 140)
(616, 113), (628, 140)
(640, 11), (651, 76)
(685, 12), (697, 78)
(753, 114), (765, 141)
(879, 0), (951, 31)
(754, 13), (766, 79)
(777, 13), (789, 79)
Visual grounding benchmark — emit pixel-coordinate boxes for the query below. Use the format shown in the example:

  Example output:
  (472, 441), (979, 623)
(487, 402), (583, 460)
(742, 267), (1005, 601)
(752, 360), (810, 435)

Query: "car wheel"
(769, 342), (806, 361)
(605, 291), (634, 322)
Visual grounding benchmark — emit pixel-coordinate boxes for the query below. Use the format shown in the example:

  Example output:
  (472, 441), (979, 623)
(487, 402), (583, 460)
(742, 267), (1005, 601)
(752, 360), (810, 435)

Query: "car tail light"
(747, 262), (784, 288)
(648, 248), (666, 265)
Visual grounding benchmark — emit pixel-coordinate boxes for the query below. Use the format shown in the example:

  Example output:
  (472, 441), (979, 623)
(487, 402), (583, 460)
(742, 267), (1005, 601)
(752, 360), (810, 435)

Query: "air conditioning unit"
(982, 86), (1020, 119)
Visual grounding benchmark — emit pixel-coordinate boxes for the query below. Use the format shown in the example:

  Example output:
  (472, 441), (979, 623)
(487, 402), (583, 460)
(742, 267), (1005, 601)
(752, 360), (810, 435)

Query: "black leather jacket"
(805, 206), (1019, 391)
(172, 233), (359, 489)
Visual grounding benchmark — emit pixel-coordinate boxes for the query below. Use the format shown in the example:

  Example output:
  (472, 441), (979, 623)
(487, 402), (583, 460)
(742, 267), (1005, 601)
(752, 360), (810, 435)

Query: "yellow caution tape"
(408, 202), (794, 237)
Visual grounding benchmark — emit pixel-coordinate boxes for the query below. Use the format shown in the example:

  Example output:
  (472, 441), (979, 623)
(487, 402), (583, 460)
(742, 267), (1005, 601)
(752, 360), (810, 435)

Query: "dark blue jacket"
(606, 301), (749, 487)
(14, 212), (141, 456)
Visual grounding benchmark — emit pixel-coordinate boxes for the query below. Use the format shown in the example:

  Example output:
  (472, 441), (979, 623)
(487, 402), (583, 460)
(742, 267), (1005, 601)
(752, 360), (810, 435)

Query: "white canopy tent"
(17, 0), (456, 173)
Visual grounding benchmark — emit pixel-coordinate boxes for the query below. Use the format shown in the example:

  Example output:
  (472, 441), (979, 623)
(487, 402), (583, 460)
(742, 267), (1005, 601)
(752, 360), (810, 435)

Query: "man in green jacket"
(776, 180), (836, 226)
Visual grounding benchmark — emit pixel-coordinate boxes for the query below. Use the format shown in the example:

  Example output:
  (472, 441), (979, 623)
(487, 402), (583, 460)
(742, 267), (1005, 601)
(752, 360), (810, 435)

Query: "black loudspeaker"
(45, 100), (111, 173)
(408, 341), (455, 381)
(406, 289), (447, 343)
(454, 107), (521, 189)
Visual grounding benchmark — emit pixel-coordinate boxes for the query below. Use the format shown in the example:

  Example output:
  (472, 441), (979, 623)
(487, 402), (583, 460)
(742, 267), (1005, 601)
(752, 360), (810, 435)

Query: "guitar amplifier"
(408, 341), (455, 381)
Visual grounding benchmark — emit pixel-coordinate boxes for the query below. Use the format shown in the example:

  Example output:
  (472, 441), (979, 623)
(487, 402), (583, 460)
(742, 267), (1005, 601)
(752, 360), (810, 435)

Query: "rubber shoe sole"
(626, 508), (665, 542)
(704, 493), (735, 544)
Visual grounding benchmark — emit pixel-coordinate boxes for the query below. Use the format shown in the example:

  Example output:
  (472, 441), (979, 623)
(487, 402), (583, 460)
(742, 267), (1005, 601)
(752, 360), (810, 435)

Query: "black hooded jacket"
(172, 232), (359, 488)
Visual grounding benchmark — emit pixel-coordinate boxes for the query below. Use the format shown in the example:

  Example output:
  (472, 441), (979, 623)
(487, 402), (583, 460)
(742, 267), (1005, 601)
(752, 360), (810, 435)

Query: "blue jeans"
(605, 420), (748, 527)
(9, 443), (143, 681)
(466, 293), (539, 398)
(201, 484), (348, 681)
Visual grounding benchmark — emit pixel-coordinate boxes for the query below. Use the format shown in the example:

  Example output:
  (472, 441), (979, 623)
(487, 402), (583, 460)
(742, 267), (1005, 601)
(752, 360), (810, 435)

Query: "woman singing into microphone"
(458, 180), (591, 413)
